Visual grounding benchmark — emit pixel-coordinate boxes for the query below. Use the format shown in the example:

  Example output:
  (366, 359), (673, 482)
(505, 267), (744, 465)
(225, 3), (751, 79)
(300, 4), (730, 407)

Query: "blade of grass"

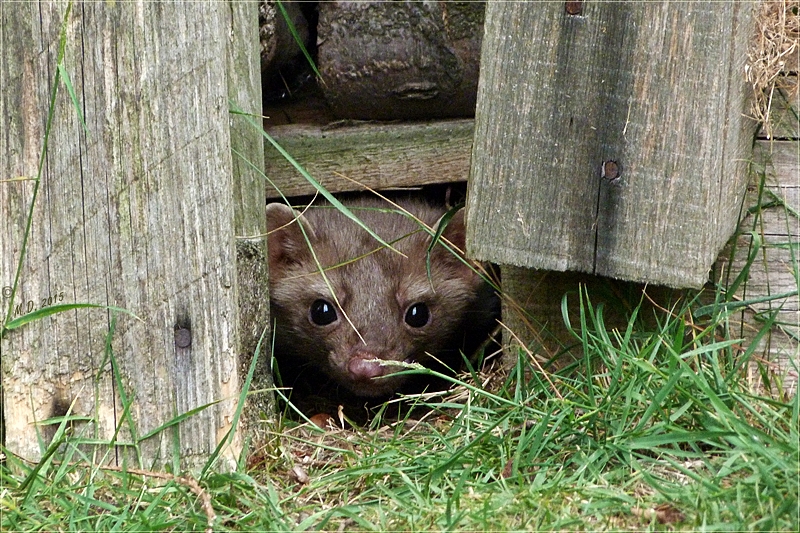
(3, 2), (72, 329)
(2, 303), (139, 333)
(275, 0), (321, 82)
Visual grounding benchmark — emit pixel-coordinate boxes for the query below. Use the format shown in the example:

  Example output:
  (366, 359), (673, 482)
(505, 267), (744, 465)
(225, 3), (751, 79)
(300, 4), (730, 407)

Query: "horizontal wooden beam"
(264, 119), (474, 199)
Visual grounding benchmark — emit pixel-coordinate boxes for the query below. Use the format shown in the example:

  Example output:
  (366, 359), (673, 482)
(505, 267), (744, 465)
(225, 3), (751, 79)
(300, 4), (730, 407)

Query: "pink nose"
(348, 355), (386, 381)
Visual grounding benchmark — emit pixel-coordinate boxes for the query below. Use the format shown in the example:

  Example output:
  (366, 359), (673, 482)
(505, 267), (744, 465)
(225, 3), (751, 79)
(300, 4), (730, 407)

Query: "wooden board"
(760, 85), (799, 140)
(717, 140), (800, 394)
(0, 2), (267, 469)
(228, 0), (273, 450)
(264, 119), (474, 199)
(466, 1), (756, 289)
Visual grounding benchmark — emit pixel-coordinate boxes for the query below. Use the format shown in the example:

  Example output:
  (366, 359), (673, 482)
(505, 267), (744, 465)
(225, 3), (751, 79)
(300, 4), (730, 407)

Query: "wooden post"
(467, 1), (758, 289)
(0, 1), (268, 470)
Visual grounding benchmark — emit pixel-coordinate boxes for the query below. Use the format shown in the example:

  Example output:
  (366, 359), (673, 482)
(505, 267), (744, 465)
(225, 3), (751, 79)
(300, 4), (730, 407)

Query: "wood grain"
(717, 140), (799, 393)
(264, 119), (474, 199)
(0, 2), (266, 469)
(466, 1), (757, 289)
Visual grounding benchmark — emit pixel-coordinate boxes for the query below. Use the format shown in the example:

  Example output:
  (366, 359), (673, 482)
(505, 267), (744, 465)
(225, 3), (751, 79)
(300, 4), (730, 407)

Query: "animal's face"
(266, 200), (486, 397)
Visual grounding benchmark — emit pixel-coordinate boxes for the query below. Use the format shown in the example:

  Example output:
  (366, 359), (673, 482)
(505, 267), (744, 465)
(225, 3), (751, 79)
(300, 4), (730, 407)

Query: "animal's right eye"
(404, 302), (430, 328)
(310, 299), (337, 326)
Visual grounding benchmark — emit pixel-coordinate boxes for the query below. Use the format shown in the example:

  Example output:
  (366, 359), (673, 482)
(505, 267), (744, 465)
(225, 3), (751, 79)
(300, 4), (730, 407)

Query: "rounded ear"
(266, 203), (315, 273)
(437, 208), (467, 251)
(429, 207), (479, 277)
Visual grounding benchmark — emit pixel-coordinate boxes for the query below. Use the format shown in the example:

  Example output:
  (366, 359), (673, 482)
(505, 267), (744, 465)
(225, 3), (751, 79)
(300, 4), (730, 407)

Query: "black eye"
(404, 303), (430, 328)
(310, 299), (337, 326)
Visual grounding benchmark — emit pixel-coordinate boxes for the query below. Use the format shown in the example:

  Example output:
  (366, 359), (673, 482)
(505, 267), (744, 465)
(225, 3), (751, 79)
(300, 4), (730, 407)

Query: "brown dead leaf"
(309, 413), (335, 429)
(501, 458), (514, 479)
(631, 503), (685, 524)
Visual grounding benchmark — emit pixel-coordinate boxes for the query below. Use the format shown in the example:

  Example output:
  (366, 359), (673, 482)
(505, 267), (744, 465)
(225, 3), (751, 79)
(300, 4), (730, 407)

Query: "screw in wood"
(175, 327), (192, 348)
(565, 1), (584, 16)
(601, 160), (622, 186)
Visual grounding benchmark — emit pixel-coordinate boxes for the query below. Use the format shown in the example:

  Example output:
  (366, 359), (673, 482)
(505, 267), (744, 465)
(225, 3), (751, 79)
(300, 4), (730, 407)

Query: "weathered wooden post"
(466, 1), (758, 352)
(0, 1), (270, 470)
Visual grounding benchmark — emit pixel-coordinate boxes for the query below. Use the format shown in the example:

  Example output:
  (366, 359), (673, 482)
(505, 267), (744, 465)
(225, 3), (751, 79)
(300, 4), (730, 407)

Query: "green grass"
(3, 287), (798, 531)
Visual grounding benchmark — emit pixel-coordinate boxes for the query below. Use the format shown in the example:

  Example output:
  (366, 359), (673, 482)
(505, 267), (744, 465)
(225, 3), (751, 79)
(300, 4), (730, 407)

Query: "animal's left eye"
(404, 302), (430, 328)
(310, 299), (337, 326)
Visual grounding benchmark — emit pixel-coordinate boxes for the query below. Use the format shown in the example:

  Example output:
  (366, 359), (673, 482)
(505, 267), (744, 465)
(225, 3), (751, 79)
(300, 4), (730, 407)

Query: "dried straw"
(747, 0), (800, 139)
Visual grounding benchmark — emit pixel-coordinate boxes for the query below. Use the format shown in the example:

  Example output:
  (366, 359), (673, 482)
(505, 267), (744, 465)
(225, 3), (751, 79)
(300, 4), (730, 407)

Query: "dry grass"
(747, 0), (800, 138)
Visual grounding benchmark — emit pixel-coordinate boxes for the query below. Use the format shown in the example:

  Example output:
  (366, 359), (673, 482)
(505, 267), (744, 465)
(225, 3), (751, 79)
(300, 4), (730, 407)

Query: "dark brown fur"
(266, 196), (498, 403)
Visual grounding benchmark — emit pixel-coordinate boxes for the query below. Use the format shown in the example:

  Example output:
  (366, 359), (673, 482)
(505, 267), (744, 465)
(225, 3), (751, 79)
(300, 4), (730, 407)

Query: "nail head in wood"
(565, 1), (583, 16)
(175, 327), (192, 349)
(601, 160), (622, 185)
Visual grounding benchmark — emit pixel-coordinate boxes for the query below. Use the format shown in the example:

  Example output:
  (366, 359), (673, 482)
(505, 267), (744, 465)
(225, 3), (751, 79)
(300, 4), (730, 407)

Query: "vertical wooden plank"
(716, 140), (800, 394)
(0, 0), (56, 452)
(229, 0), (268, 238)
(1, 1), (259, 470)
(467, 1), (757, 289)
(226, 0), (273, 443)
